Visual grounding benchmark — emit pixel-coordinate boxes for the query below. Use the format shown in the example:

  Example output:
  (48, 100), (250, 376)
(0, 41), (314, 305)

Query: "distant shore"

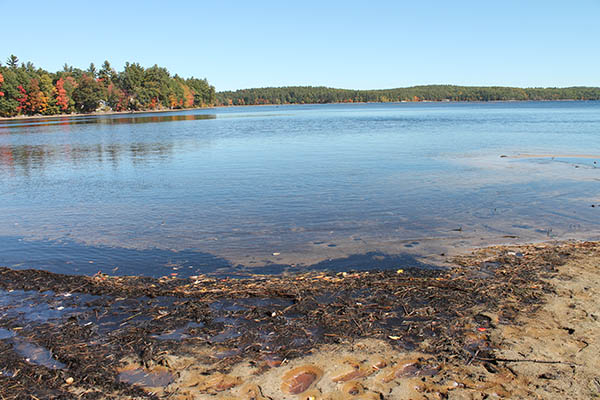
(1, 98), (596, 123)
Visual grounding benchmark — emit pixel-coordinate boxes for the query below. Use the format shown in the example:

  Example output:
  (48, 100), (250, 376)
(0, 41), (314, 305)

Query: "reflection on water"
(0, 112), (216, 130)
(0, 142), (174, 173)
(1, 102), (600, 275)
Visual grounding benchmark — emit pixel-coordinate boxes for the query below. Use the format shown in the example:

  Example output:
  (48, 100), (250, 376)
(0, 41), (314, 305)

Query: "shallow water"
(1, 102), (599, 276)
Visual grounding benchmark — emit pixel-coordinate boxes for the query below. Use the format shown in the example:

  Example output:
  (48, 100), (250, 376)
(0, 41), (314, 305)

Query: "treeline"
(217, 85), (600, 106)
(0, 55), (215, 117)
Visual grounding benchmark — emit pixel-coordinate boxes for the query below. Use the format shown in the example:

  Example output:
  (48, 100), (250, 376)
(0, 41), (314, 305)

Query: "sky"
(2, 0), (599, 91)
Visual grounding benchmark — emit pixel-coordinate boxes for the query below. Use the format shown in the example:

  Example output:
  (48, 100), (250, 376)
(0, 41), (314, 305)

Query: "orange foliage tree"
(182, 84), (194, 108)
(28, 79), (48, 114)
(55, 78), (69, 111)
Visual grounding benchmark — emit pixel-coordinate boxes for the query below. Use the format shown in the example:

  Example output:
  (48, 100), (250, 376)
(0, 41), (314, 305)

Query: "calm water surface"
(1, 102), (599, 277)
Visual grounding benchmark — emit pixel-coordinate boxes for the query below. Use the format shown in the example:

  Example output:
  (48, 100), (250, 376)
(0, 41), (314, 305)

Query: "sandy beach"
(0, 241), (598, 399)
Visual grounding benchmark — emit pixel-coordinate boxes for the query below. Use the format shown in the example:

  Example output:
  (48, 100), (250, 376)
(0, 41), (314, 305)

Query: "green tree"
(0, 67), (20, 116)
(87, 63), (97, 79)
(118, 62), (145, 110)
(98, 60), (116, 84)
(72, 74), (102, 113)
(6, 55), (19, 68)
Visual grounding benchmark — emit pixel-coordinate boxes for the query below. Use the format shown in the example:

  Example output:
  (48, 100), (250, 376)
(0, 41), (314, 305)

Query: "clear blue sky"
(2, 0), (599, 91)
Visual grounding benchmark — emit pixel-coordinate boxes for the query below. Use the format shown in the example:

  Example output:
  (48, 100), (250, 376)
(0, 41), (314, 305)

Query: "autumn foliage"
(15, 85), (29, 114)
(0, 56), (216, 117)
(27, 79), (48, 114)
(55, 78), (69, 111)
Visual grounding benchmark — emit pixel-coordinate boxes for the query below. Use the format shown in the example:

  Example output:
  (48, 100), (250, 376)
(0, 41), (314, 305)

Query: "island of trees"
(0, 55), (215, 118)
(2, 54), (599, 118)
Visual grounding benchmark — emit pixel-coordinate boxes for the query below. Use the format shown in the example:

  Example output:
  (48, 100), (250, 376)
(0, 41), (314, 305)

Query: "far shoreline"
(0, 98), (596, 122)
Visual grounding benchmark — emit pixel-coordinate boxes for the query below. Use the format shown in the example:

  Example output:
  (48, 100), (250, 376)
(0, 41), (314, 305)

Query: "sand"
(112, 242), (599, 399)
(0, 241), (598, 399)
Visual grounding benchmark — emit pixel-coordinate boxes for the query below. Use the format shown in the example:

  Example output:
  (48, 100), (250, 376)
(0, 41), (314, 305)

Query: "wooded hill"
(217, 85), (600, 106)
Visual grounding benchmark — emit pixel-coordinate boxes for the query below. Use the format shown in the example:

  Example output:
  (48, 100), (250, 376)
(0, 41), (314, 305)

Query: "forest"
(0, 55), (215, 117)
(2, 54), (600, 118)
(217, 85), (600, 106)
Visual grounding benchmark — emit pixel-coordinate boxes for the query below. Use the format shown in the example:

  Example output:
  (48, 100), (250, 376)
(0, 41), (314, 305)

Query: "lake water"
(1, 102), (599, 277)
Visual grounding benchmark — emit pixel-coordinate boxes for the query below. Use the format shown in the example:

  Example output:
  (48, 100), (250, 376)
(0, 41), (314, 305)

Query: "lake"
(1, 102), (599, 277)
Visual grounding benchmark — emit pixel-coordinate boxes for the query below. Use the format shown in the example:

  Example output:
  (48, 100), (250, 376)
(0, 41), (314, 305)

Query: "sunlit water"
(1, 102), (599, 277)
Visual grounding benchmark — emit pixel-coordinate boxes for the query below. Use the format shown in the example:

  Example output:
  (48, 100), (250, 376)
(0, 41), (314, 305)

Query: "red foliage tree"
(55, 78), (69, 111)
(16, 85), (29, 114)
(0, 73), (4, 97)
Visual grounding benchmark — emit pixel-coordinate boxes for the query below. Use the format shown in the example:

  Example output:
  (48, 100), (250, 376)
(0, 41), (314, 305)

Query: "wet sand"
(0, 241), (598, 399)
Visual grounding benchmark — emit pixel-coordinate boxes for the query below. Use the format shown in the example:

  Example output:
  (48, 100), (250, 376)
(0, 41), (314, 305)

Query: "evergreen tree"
(6, 55), (19, 68)
(72, 74), (102, 113)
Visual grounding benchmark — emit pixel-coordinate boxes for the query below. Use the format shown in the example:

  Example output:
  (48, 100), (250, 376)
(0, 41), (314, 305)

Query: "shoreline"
(0, 106), (214, 122)
(0, 240), (597, 398)
(1, 99), (597, 122)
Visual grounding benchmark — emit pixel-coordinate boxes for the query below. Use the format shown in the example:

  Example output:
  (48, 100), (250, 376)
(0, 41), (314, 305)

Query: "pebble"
(332, 367), (366, 382)
(371, 356), (388, 370)
(65, 377), (74, 384)
(381, 359), (420, 382)
(342, 381), (364, 395)
(206, 373), (241, 391)
(281, 365), (323, 395)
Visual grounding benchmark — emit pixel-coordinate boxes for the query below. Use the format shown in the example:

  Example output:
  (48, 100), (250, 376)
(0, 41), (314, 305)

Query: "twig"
(477, 356), (579, 366)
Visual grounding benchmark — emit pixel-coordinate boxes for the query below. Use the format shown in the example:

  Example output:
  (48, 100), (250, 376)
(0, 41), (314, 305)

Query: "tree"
(27, 78), (48, 114)
(0, 68), (20, 116)
(39, 74), (57, 114)
(118, 62), (145, 110)
(62, 76), (78, 112)
(98, 60), (116, 84)
(6, 55), (19, 68)
(15, 85), (29, 114)
(87, 62), (97, 79)
(55, 78), (69, 111)
(182, 84), (194, 108)
(23, 61), (35, 72)
(72, 74), (102, 112)
(0, 72), (4, 97)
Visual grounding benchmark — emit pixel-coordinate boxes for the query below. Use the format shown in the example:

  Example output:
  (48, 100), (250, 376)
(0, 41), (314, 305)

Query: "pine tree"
(6, 55), (19, 68)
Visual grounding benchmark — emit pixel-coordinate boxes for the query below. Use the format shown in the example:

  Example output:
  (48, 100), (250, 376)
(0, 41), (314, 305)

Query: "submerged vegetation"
(0, 55), (215, 117)
(217, 85), (600, 106)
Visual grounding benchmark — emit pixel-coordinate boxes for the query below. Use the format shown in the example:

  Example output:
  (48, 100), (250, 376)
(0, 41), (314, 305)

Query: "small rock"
(381, 359), (420, 382)
(65, 377), (74, 385)
(342, 381), (364, 396)
(371, 356), (388, 370)
(281, 365), (323, 395)
(194, 373), (241, 392)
